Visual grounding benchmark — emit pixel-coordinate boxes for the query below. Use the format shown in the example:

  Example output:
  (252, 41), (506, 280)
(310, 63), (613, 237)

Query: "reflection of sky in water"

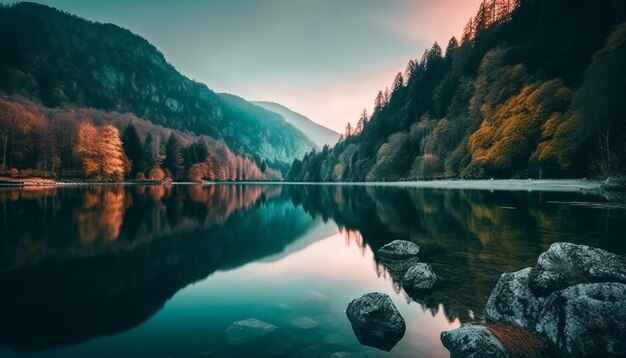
(2, 184), (623, 357)
(4, 230), (458, 357)
(131, 231), (458, 357)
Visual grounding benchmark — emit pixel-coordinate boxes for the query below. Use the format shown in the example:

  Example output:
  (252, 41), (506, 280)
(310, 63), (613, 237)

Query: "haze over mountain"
(0, 2), (315, 179)
(253, 101), (340, 148)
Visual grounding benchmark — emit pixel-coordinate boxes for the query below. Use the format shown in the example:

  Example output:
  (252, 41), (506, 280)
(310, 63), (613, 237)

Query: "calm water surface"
(0, 184), (624, 357)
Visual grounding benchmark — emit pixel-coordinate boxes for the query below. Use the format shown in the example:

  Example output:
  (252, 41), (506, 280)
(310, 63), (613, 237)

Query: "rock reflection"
(0, 183), (623, 353)
(290, 185), (625, 323)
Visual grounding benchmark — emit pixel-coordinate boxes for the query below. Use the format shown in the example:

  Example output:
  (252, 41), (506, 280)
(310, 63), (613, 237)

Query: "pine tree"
(391, 72), (404, 93)
(121, 123), (143, 178)
(345, 122), (353, 137)
(164, 133), (183, 180)
(142, 133), (156, 173)
(375, 90), (385, 110)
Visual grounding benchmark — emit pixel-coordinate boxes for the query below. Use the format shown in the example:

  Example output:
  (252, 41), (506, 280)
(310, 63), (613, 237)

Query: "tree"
(374, 90), (385, 110)
(100, 123), (127, 180)
(462, 17), (474, 43)
(121, 123), (143, 178)
(75, 122), (127, 180)
(75, 122), (100, 178)
(345, 122), (353, 137)
(355, 109), (368, 134)
(163, 133), (184, 180)
(446, 37), (459, 56)
(404, 59), (418, 80)
(142, 133), (158, 172)
(391, 72), (404, 93)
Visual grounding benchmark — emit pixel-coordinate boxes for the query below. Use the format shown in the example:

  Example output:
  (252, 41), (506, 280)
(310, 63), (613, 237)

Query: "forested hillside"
(0, 2), (313, 180)
(288, 0), (626, 181)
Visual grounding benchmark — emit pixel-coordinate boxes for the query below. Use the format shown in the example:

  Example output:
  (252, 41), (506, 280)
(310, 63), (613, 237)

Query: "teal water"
(0, 184), (624, 357)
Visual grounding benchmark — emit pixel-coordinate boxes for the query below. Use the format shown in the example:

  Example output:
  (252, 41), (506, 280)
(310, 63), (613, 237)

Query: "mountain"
(253, 101), (340, 148)
(217, 94), (315, 168)
(0, 2), (314, 174)
(288, 0), (626, 181)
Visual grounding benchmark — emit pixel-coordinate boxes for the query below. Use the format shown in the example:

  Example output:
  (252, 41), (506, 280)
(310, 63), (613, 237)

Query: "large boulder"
(376, 240), (420, 260)
(535, 283), (626, 357)
(485, 268), (544, 330)
(225, 318), (278, 345)
(441, 324), (510, 358)
(529, 243), (626, 296)
(402, 263), (438, 295)
(345, 292), (406, 351)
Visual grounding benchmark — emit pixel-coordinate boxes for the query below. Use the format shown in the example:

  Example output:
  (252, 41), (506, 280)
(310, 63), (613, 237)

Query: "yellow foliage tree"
(468, 79), (572, 175)
(75, 122), (127, 180)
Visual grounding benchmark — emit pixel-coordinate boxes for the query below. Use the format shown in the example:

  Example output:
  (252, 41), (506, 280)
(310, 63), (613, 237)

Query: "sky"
(5, 0), (482, 132)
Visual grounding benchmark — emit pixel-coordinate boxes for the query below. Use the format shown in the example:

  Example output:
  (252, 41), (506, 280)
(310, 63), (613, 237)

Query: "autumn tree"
(75, 122), (127, 180)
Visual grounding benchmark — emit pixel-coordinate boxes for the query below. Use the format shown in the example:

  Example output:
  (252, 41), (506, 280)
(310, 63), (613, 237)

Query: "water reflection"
(0, 184), (623, 355)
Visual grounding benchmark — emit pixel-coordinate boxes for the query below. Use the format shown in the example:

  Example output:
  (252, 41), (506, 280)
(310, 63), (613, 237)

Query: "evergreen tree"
(164, 133), (184, 180)
(142, 133), (157, 172)
(121, 123), (143, 178)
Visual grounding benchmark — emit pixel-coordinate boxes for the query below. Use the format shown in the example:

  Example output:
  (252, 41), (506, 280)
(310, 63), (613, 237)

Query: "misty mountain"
(0, 2), (314, 169)
(253, 101), (340, 148)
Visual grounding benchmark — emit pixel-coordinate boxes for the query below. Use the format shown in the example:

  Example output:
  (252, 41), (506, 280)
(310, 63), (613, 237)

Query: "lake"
(0, 184), (624, 357)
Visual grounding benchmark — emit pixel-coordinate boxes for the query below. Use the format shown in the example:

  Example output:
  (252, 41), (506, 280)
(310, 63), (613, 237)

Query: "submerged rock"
(300, 290), (330, 312)
(376, 240), (420, 260)
(485, 268), (544, 330)
(536, 282), (626, 357)
(288, 316), (320, 330)
(441, 324), (510, 358)
(225, 318), (277, 345)
(345, 292), (406, 351)
(528, 242), (626, 296)
(402, 263), (438, 294)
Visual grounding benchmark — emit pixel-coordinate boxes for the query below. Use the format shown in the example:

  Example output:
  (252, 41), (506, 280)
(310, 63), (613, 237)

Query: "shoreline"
(0, 178), (606, 193)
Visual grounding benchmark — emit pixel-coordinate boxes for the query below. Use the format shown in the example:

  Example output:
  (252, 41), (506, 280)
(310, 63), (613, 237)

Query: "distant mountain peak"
(253, 101), (339, 148)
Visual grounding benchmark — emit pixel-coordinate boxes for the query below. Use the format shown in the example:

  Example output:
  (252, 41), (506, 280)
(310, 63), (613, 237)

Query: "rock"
(378, 256), (420, 284)
(402, 263), (438, 295)
(441, 324), (510, 358)
(485, 268), (544, 330)
(529, 242), (626, 296)
(535, 283), (626, 357)
(288, 316), (320, 330)
(345, 292), (405, 351)
(225, 318), (277, 345)
(376, 240), (420, 260)
(300, 290), (330, 312)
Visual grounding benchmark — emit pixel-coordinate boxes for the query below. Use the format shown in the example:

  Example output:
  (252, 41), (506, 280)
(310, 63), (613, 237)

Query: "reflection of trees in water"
(291, 185), (624, 323)
(75, 187), (129, 244)
(0, 184), (282, 271)
(0, 185), (314, 352)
